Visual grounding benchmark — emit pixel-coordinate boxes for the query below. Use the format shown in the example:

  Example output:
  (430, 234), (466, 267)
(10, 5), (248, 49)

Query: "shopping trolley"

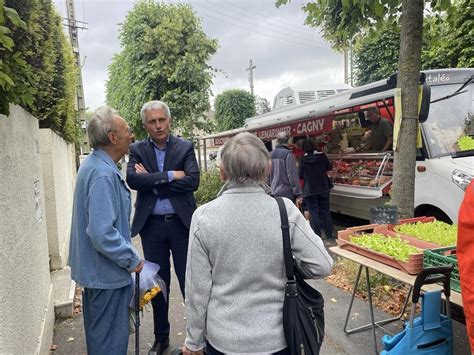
(381, 265), (454, 354)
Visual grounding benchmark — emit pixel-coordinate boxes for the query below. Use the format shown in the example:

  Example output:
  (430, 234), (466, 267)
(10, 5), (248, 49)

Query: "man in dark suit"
(126, 100), (200, 355)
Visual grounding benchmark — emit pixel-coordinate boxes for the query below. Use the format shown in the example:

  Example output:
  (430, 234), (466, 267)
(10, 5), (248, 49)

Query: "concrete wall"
(39, 129), (76, 270)
(0, 105), (55, 354)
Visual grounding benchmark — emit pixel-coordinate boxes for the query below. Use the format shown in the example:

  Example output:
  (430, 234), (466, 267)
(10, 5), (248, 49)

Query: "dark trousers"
(82, 285), (130, 355)
(140, 215), (189, 342)
(305, 191), (333, 238)
(206, 341), (290, 355)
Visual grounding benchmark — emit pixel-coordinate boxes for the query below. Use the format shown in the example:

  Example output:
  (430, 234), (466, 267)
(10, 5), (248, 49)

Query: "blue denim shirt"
(69, 149), (141, 289)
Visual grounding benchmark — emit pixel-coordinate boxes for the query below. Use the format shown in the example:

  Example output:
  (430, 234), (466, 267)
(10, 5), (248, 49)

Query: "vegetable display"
(394, 220), (457, 246)
(350, 233), (420, 262)
(457, 136), (474, 152)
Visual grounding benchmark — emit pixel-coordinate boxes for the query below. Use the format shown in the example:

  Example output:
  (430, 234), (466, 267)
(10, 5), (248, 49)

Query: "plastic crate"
(423, 246), (460, 293)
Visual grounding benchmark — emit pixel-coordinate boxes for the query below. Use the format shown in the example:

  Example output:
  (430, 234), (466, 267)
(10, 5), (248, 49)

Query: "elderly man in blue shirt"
(69, 106), (144, 355)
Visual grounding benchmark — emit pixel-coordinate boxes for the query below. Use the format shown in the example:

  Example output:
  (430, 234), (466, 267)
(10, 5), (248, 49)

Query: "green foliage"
(194, 169), (223, 206)
(276, 0), (454, 51)
(354, 2), (474, 85)
(1, 0), (79, 142)
(350, 233), (420, 262)
(214, 89), (256, 131)
(106, 1), (218, 140)
(0, 1), (35, 115)
(394, 220), (457, 246)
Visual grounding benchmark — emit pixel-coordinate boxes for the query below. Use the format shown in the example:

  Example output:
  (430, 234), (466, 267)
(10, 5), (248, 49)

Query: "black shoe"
(148, 338), (169, 355)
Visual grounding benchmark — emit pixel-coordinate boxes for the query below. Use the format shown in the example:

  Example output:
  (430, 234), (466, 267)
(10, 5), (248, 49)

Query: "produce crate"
(387, 216), (456, 249)
(423, 246), (460, 293)
(337, 231), (424, 275)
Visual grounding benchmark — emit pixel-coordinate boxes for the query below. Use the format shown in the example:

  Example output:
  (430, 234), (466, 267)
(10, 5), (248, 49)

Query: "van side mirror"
(419, 81), (431, 123)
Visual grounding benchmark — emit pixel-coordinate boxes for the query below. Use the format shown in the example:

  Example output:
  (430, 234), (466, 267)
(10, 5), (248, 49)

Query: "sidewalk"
(50, 238), (472, 355)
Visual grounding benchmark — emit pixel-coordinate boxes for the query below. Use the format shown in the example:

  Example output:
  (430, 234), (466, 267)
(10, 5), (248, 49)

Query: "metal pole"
(197, 139), (202, 170)
(203, 139), (208, 172)
(135, 272), (140, 355)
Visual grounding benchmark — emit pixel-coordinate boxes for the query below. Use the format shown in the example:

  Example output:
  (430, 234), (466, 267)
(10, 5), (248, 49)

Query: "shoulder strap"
(275, 197), (294, 280)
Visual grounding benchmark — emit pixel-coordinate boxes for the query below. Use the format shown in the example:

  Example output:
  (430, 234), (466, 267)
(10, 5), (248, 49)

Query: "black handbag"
(275, 197), (325, 355)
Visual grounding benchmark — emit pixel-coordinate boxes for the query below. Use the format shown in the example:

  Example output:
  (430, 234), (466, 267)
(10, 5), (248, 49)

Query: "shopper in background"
(269, 131), (303, 206)
(299, 138), (334, 239)
(458, 181), (474, 352)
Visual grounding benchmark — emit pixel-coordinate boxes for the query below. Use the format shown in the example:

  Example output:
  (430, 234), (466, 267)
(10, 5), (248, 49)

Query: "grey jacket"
(269, 145), (302, 201)
(184, 183), (333, 353)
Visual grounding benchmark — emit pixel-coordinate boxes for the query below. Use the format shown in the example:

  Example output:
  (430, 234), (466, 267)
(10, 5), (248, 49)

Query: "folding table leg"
(365, 267), (378, 354)
(343, 265), (413, 354)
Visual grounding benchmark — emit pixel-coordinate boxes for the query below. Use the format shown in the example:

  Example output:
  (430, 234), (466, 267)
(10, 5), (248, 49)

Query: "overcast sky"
(54, 0), (346, 112)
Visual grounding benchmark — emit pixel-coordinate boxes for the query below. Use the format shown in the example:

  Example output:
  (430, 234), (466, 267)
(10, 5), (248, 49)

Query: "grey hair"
(220, 132), (270, 184)
(87, 106), (119, 149)
(276, 131), (289, 145)
(140, 100), (171, 124)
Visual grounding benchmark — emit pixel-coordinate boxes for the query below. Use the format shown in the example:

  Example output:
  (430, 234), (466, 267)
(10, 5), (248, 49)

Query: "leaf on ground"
(330, 297), (338, 303)
(177, 332), (183, 336)
(50, 344), (58, 351)
(383, 285), (391, 292)
(67, 337), (74, 342)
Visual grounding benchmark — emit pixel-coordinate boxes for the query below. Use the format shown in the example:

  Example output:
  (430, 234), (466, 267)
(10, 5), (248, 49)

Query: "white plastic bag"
(129, 260), (167, 309)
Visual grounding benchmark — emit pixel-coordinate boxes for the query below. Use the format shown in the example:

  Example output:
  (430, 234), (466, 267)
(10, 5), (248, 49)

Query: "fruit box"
(337, 228), (424, 275)
(386, 216), (454, 250)
(423, 246), (460, 292)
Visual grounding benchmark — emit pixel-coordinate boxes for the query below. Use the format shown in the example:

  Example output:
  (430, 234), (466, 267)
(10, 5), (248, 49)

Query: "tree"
(276, 0), (453, 219)
(107, 1), (218, 139)
(354, 1), (473, 85)
(214, 89), (256, 131)
(1, 0), (79, 143)
(255, 95), (271, 115)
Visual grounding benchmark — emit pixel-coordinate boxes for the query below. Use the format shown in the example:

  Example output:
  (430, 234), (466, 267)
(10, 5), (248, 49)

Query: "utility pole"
(246, 59), (256, 96)
(64, 0), (89, 153)
(343, 44), (354, 86)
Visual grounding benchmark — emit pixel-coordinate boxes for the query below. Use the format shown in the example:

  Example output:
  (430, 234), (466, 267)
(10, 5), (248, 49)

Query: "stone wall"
(0, 105), (55, 354)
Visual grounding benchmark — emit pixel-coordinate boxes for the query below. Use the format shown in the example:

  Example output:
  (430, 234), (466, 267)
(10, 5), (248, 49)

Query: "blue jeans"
(305, 191), (333, 238)
(82, 285), (130, 355)
(140, 215), (189, 342)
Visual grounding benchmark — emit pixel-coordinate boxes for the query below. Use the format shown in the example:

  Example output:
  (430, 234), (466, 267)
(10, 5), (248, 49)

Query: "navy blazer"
(126, 135), (200, 237)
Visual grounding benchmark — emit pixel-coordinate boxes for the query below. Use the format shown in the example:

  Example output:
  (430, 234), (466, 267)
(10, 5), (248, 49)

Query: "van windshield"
(422, 83), (473, 158)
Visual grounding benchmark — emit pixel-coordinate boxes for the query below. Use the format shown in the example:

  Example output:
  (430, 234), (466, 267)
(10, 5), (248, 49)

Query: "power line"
(192, 2), (329, 49)
(206, 0), (325, 41)
(193, 7), (325, 50)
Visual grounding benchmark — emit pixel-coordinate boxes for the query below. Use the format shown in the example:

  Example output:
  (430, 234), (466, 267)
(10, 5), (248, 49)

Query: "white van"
(199, 68), (474, 223)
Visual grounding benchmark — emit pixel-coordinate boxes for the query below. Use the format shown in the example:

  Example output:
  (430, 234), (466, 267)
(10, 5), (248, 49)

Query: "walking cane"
(135, 272), (140, 355)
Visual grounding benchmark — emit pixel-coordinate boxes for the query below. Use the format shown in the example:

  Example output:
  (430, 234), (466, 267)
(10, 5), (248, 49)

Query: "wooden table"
(329, 246), (462, 354)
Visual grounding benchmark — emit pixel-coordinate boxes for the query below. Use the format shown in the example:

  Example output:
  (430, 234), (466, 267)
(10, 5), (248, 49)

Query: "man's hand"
(135, 163), (148, 174)
(181, 346), (204, 355)
(132, 260), (144, 273)
(172, 170), (186, 180)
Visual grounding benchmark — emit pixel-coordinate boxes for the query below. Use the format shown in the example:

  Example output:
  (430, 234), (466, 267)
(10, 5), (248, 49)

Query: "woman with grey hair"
(181, 132), (333, 355)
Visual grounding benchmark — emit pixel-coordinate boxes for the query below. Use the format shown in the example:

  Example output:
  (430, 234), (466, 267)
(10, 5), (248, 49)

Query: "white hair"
(276, 131), (289, 145)
(140, 100), (171, 124)
(87, 106), (119, 149)
(220, 132), (270, 184)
